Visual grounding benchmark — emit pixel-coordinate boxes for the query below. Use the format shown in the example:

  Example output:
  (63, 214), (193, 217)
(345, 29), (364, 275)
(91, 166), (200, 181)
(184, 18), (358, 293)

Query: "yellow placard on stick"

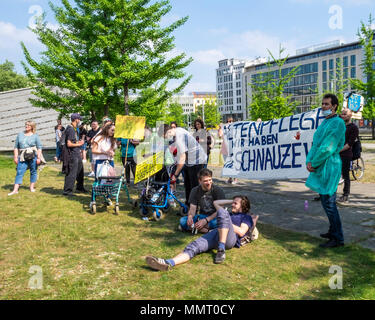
(114, 115), (146, 139)
(134, 151), (164, 184)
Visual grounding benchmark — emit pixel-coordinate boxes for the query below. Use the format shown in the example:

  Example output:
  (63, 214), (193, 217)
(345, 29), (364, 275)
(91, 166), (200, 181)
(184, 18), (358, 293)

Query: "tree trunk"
(124, 83), (129, 115)
(372, 118), (375, 139)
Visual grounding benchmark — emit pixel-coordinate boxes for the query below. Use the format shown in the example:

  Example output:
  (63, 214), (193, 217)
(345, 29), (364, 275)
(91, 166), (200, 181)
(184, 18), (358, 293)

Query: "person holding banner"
(338, 108), (359, 204)
(145, 196), (258, 270)
(305, 94), (346, 248)
(118, 138), (139, 185)
(158, 124), (207, 206)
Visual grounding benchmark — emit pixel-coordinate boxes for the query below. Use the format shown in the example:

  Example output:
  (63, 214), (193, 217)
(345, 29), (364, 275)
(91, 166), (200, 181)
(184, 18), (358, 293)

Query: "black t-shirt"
(65, 125), (81, 158)
(188, 184), (225, 215)
(87, 128), (100, 147)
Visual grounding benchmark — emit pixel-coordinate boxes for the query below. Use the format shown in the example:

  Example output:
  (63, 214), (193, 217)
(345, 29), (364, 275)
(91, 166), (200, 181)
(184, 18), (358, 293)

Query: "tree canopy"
(22, 0), (192, 120)
(0, 60), (30, 92)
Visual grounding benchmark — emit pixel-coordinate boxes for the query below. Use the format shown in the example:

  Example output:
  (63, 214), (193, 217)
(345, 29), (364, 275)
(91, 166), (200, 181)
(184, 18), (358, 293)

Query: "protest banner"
(222, 108), (326, 180)
(134, 151), (164, 184)
(114, 115), (146, 139)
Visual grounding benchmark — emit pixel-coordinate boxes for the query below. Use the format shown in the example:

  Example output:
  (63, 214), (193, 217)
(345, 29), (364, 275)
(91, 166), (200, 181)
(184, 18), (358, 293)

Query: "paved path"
(209, 166), (375, 251)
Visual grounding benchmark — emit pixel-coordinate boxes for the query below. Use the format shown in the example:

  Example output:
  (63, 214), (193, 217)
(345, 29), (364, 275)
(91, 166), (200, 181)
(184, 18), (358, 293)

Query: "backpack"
(59, 125), (72, 148)
(352, 136), (362, 160)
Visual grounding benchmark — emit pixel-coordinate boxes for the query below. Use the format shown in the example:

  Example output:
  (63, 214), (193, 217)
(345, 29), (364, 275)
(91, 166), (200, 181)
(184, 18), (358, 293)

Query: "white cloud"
(191, 49), (226, 66)
(0, 21), (39, 49)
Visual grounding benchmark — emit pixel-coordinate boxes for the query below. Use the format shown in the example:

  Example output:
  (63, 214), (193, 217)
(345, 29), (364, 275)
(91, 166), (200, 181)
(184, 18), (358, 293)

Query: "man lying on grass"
(145, 196), (259, 271)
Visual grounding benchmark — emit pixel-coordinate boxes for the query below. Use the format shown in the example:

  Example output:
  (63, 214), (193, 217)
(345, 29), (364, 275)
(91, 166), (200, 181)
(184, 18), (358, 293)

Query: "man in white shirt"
(158, 124), (207, 206)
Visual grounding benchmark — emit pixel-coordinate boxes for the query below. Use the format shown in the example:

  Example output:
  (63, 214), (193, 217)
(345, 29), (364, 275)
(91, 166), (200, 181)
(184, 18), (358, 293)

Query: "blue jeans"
(179, 214), (218, 231)
(183, 209), (237, 259)
(15, 157), (38, 185)
(320, 193), (344, 243)
(56, 142), (62, 159)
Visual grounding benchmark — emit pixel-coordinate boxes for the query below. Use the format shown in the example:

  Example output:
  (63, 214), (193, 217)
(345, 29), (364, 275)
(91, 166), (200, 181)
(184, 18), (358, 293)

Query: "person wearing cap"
(63, 113), (87, 196)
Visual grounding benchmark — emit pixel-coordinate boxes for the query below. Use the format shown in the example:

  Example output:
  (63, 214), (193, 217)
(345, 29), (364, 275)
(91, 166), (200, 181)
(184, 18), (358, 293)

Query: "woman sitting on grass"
(145, 195), (259, 271)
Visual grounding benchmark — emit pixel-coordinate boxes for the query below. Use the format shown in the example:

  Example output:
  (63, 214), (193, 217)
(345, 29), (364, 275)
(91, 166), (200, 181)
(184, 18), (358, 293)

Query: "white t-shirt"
(174, 128), (207, 166)
(92, 136), (117, 160)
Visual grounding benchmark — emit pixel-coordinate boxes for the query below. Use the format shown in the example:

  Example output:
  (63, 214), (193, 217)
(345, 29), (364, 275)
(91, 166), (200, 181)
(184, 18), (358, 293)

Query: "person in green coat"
(306, 93), (346, 248)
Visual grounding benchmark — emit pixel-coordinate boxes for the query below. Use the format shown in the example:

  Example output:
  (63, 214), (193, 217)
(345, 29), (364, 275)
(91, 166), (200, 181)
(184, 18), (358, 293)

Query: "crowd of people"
(7, 93), (360, 269)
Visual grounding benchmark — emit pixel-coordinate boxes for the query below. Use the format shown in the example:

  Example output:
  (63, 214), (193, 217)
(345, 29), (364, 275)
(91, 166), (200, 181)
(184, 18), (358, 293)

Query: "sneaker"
(145, 256), (170, 271)
(106, 199), (113, 206)
(88, 171), (95, 177)
(82, 159), (87, 163)
(8, 191), (18, 196)
(30, 189), (36, 193)
(232, 179), (238, 185)
(337, 195), (349, 204)
(214, 249), (226, 264)
(76, 188), (88, 194)
(319, 239), (344, 248)
(313, 196), (321, 201)
(178, 224), (183, 231)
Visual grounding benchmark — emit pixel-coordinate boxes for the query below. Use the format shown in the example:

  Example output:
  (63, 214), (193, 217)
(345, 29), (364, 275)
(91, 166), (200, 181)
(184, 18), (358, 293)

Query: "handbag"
(96, 160), (116, 178)
(23, 149), (35, 161)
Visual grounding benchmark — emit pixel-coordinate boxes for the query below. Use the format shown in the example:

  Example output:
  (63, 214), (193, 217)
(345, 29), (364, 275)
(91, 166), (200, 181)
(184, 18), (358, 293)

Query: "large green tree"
(0, 60), (30, 92)
(248, 47), (299, 121)
(164, 102), (184, 126)
(196, 100), (221, 128)
(350, 15), (375, 139)
(22, 0), (192, 120)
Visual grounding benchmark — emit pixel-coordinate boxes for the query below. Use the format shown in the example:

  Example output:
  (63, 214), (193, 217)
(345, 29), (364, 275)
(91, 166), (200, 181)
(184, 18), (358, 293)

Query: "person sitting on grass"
(145, 196), (259, 271)
(179, 168), (225, 234)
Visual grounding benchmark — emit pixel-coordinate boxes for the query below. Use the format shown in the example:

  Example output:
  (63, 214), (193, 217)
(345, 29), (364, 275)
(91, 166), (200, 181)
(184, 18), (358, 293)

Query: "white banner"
(222, 108), (326, 180)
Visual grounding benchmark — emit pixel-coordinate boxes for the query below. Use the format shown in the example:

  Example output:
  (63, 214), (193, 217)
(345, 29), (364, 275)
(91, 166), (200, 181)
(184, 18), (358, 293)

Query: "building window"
(351, 55), (356, 66)
(343, 56), (348, 68)
(343, 68), (348, 79)
(323, 72), (327, 82)
(351, 67), (356, 78)
(329, 59), (334, 70)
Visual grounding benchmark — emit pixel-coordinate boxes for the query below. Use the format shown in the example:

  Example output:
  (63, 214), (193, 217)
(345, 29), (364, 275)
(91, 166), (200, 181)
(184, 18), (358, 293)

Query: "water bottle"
(304, 200), (309, 211)
(151, 187), (163, 203)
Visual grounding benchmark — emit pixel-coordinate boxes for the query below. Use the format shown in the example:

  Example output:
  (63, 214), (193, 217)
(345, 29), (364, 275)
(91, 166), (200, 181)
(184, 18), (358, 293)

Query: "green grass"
(1, 155), (375, 300)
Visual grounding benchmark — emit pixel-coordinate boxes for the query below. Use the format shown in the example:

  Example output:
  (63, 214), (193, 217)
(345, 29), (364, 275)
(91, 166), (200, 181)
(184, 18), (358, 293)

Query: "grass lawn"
(1, 155), (375, 300)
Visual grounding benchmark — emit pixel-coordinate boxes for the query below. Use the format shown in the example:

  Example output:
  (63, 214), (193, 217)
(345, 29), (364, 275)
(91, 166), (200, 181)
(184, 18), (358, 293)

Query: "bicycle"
(338, 157), (365, 184)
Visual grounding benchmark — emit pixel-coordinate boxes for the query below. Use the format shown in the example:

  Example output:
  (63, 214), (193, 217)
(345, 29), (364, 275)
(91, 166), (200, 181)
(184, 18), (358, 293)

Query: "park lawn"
(0, 155), (375, 300)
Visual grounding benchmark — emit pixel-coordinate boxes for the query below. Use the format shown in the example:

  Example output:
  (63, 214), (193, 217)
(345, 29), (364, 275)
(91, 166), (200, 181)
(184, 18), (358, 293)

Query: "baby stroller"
(139, 165), (188, 220)
(90, 160), (137, 215)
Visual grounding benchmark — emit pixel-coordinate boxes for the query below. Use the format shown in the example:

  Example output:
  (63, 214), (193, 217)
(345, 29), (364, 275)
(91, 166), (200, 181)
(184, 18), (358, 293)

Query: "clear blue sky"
(1, 0), (374, 93)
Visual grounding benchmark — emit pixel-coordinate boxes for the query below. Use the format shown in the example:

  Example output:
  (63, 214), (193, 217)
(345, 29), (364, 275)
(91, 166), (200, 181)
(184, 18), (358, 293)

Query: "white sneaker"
(30, 189), (36, 192)
(82, 159), (87, 163)
(8, 191), (18, 196)
(88, 171), (95, 177)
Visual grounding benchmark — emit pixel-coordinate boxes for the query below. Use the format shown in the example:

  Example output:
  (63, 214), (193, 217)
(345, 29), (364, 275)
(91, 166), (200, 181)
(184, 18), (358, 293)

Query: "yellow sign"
(134, 151), (164, 184)
(114, 115), (146, 139)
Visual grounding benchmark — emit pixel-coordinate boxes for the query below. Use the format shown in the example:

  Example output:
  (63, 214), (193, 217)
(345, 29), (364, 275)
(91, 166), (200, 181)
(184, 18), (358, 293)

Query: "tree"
(164, 102), (184, 126)
(21, 0), (192, 120)
(128, 86), (167, 127)
(350, 15), (375, 139)
(248, 46), (299, 121)
(0, 60), (30, 92)
(196, 100), (221, 128)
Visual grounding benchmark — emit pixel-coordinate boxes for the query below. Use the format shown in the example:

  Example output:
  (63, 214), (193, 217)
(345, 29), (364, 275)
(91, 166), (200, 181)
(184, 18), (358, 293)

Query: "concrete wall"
(0, 88), (69, 151)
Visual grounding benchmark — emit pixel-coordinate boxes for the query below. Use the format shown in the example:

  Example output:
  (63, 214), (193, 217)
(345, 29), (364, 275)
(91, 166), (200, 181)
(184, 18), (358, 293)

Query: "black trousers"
(122, 156), (136, 183)
(341, 156), (351, 196)
(63, 156), (84, 194)
(183, 164), (205, 204)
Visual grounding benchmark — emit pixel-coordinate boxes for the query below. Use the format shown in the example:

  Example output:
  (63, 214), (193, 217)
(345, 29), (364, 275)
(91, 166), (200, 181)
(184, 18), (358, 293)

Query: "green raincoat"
(305, 115), (346, 196)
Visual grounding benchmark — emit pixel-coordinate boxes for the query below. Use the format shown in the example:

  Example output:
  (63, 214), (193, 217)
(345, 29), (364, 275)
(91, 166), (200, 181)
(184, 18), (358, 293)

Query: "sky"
(1, 0), (375, 94)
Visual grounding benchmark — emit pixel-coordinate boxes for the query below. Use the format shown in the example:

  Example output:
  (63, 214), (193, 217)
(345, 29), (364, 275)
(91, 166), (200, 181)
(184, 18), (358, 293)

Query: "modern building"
(216, 58), (266, 122)
(243, 39), (366, 116)
(168, 94), (194, 115)
(0, 88), (69, 151)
